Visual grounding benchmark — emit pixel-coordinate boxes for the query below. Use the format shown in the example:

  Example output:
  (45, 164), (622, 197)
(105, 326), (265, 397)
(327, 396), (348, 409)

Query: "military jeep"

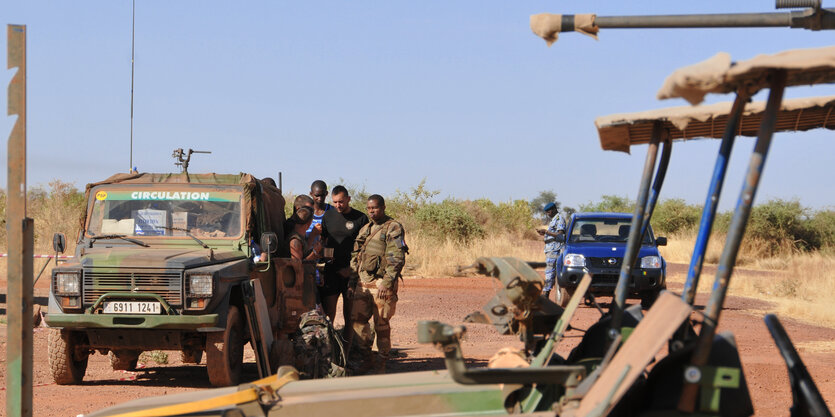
(45, 172), (318, 387)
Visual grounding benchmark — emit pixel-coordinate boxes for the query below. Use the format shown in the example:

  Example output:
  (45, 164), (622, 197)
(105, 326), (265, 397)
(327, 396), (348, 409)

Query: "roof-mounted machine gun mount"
(172, 148), (211, 174)
(531, 0), (834, 45)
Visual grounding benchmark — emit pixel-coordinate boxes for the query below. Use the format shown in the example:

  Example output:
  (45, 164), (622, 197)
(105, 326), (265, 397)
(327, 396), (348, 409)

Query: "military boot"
(373, 353), (388, 374)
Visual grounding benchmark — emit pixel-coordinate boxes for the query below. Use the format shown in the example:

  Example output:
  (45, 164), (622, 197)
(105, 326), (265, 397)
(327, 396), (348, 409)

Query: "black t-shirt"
(321, 208), (369, 268)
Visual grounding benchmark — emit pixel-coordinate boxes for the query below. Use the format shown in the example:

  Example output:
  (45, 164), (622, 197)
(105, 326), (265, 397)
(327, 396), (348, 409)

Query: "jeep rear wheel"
(48, 329), (88, 385)
(207, 305), (245, 386)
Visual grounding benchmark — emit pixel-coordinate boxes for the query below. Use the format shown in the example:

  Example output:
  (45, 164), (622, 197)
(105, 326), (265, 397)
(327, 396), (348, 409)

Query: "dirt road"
(1, 266), (834, 416)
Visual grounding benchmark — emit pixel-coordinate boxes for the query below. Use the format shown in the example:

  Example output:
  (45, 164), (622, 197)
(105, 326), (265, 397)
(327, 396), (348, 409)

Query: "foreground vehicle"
(556, 212), (666, 308)
(45, 172), (319, 387)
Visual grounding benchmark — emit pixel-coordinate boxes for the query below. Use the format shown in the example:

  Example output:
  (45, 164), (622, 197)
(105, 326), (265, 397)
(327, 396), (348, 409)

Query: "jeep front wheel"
(207, 305), (245, 386)
(48, 329), (88, 385)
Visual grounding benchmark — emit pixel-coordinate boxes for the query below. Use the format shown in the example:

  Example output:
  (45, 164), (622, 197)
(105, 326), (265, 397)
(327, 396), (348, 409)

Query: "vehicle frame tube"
(612, 122), (662, 331)
(682, 92), (750, 306)
(678, 70), (787, 412)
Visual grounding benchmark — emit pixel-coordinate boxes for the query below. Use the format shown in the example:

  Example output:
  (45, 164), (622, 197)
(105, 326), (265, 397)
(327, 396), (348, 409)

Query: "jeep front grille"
(83, 270), (183, 307)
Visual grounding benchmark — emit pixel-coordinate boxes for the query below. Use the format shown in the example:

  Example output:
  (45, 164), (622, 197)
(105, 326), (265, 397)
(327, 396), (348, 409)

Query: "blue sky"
(2, 1), (834, 212)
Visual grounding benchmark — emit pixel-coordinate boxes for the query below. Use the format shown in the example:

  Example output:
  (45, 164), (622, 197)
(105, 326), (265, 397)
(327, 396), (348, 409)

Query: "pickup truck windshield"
(86, 186), (243, 239)
(569, 217), (653, 244)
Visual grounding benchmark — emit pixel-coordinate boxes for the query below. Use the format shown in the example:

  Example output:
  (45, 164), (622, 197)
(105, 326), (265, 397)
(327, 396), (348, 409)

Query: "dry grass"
(794, 340), (835, 354)
(405, 231), (544, 278)
(663, 233), (835, 328)
(658, 230), (793, 267)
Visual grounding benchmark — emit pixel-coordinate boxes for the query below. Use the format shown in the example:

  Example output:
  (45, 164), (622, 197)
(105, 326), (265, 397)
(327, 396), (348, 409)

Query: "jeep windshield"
(569, 217), (653, 244)
(85, 185), (244, 240)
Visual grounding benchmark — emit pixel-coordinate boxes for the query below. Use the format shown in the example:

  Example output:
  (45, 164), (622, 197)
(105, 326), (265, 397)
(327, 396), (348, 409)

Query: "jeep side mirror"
(656, 237), (667, 246)
(556, 233), (566, 243)
(53, 232), (67, 254)
(260, 232), (278, 255)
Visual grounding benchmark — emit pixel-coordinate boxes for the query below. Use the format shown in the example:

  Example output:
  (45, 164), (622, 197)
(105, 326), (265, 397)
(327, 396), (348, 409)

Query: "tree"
(530, 190), (560, 224)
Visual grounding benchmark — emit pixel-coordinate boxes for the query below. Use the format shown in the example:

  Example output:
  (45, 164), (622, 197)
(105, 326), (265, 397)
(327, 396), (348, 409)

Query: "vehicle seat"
(619, 225), (631, 239)
(579, 224), (597, 240)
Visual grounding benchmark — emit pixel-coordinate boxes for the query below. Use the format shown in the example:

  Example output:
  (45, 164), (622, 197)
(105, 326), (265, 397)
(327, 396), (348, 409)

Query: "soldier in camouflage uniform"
(349, 194), (407, 373)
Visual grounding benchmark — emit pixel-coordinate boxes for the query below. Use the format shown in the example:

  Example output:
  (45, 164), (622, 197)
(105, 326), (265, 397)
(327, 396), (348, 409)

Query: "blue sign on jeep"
(556, 212), (667, 309)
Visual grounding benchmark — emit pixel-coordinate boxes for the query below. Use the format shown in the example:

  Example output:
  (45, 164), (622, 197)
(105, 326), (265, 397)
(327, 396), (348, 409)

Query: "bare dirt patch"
(1, 266), (834, 416)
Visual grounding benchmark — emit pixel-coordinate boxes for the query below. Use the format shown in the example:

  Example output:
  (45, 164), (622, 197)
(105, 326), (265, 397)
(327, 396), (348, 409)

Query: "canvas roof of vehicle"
(656, 46), (835, 105)
(595, 95), (835, 153)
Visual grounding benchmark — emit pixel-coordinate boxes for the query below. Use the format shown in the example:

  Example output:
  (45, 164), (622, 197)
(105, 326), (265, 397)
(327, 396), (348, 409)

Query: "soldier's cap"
(544, 202), (557, 212)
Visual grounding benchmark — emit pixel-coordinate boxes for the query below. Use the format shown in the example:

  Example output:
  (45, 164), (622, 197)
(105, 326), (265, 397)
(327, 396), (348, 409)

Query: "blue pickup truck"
(556, 212), (667, 309)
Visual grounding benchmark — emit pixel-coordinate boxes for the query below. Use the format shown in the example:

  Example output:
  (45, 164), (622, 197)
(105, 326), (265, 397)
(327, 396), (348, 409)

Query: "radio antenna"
(129, 0), (136, 172)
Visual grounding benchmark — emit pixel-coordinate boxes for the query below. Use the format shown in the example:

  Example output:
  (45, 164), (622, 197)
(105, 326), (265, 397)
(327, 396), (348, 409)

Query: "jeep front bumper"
(45, 313), (219, 330)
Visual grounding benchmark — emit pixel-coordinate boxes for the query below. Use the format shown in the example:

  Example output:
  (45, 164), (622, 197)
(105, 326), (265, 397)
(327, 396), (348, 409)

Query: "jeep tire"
(207, 304), (245, 386)
(48, 329), (88, 385)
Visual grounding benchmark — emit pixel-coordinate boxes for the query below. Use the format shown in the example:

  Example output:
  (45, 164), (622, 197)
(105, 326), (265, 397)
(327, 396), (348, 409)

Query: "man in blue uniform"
(537, 202), (565, 300)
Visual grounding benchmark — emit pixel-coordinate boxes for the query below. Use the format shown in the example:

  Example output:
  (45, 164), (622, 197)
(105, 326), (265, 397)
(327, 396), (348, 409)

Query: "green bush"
(746, 199), (816, 255)
(810, 209), (835, 249)
(652, 199), (702, 235)
(387, 178), (439, 220)
(579, 195), (633, 213)
(27, 181), (86, 252)
(413, 200), (484, 243)
(473, 199), (536, 235)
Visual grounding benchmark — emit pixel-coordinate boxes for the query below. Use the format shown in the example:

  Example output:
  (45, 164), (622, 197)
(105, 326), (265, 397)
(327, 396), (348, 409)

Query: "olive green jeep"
(45, 172), (317, 387)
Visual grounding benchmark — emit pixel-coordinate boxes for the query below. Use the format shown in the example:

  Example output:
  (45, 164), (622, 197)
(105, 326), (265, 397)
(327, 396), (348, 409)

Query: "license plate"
(103, 301), (161, 314)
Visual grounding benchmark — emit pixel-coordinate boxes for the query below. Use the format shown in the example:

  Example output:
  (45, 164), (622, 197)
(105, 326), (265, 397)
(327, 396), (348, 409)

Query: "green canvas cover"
(82, 172), (286, 239)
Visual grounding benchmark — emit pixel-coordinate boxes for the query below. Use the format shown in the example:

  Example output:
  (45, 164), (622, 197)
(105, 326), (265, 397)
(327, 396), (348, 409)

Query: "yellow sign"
(96, 191), (108, 201)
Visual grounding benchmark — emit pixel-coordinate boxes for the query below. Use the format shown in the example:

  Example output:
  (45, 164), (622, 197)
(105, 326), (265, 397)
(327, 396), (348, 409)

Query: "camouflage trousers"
(351, 280), (398, 358)
(544, 254), (559, 292)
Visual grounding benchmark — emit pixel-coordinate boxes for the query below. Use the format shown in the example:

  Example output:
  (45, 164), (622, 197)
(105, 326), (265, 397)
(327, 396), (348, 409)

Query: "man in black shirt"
(321, 185), (369, 328)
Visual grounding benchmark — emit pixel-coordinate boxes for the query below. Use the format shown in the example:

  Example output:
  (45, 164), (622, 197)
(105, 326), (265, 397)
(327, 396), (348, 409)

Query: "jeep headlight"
(563, 254), (586, 267)
(640, 256), (662, 269)
(188, 273), (213, 297)
(55, 272), (81, 296)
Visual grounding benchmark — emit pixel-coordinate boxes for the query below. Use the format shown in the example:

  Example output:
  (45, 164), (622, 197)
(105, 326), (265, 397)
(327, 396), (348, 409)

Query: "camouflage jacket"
(350, 215), (407, 289)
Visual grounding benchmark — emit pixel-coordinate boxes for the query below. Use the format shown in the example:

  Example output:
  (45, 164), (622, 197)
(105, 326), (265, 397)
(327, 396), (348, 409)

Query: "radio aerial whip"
(129, 0), (136, 172)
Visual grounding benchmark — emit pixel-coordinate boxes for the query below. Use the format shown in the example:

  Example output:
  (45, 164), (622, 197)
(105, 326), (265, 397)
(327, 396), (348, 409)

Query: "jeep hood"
(80, 247), (246, 269)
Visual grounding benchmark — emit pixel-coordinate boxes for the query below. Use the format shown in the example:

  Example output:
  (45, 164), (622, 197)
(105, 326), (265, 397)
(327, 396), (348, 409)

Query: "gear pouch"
(362, 255), (381, 274)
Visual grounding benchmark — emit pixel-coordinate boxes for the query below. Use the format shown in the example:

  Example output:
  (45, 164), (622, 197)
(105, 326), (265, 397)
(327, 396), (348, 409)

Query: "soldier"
(537, 202), (565, 300)
(321, 185), (368, 327)
(349, 194), (407, 373)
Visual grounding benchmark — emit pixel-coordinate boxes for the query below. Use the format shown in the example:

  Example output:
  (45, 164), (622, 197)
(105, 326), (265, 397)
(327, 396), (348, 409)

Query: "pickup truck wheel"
(109, 350), (140, 371)
(558, 287), (573, 308)
(641, 291), (660, 310)
(48, 329), (88, 385)
(207, 305), (245, 386)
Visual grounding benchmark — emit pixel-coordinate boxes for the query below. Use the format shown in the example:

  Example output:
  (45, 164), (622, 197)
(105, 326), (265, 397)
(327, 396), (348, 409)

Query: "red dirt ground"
(1, 263), (834, 416)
